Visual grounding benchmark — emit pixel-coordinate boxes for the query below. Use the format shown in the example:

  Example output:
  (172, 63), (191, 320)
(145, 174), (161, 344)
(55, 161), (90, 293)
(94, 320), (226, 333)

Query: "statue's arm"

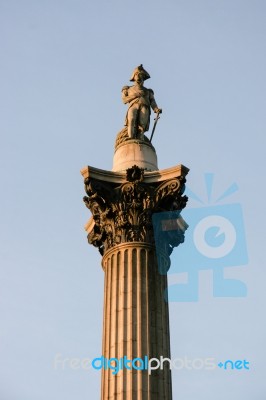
(122, 86), (140, 105)
(149, 89), (162, 113)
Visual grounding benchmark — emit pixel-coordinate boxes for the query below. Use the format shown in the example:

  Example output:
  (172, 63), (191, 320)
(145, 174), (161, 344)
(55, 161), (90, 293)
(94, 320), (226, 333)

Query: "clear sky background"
(1, 0), (266, 399)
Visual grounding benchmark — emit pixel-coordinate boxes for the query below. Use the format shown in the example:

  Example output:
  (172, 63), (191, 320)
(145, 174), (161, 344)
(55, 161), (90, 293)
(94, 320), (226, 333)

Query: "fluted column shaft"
(81, 163), (189, 399)
(101, 242), (172, 400)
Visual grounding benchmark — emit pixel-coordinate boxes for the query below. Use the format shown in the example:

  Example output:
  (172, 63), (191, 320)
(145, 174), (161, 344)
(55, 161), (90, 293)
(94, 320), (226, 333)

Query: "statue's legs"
(138, 105), (150, 135)
(127, 105), (150, 139)
(127, 106), (139, 138)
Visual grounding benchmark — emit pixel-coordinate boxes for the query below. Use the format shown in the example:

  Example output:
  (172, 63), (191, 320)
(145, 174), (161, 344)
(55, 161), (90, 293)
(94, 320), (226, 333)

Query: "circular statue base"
(112, 131), (158, 172)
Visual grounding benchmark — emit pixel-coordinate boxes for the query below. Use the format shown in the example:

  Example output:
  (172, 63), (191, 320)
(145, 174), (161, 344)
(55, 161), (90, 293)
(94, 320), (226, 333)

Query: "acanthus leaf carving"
(83, 171), (188, 256)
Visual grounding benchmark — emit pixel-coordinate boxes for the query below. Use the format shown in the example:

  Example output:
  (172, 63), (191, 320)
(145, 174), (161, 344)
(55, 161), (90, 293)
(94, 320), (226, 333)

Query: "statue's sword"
(149, 111), (161, 143)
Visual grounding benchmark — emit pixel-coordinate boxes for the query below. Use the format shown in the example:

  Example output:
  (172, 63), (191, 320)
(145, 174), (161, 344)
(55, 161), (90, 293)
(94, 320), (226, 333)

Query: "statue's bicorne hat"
(130, 64), (150, 82)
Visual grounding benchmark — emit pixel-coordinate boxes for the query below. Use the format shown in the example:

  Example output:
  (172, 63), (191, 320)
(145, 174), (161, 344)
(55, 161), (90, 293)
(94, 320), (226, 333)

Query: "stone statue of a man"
(122, 65), (162, 140)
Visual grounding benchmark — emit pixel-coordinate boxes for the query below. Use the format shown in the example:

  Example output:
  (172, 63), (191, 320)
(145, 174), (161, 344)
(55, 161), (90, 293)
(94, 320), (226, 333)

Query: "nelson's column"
(81, 65), (189, 399)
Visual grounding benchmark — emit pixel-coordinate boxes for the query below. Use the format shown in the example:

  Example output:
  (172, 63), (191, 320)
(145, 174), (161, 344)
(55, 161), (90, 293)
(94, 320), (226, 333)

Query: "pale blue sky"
(1, 0), (266, 399)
